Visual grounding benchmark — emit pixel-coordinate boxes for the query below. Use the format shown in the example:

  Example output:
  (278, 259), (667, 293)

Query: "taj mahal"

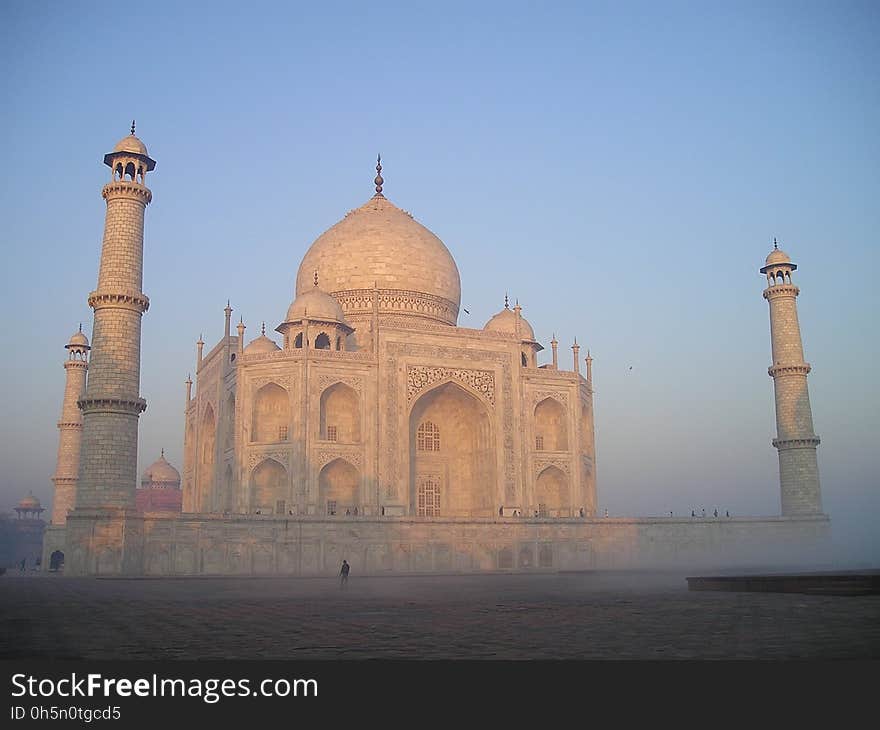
(43, 127), (829, 576)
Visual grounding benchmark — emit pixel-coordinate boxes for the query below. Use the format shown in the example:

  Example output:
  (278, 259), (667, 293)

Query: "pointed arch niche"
(252, 383), (290, 443)
(535, 465), (569, 517)
(534, 397), (568, 452)
(250, 458), (287, 513)
(409, 381), (496, 518)
(319, 383), (360, 442)
(318, 458), (360, 515)
(199, 404), (216, 510)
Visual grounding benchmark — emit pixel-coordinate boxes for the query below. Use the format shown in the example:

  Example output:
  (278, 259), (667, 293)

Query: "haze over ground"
(1, 2), (876, 564)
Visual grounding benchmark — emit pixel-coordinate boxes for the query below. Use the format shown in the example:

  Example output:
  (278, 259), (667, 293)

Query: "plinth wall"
(62, 512), (831, 576)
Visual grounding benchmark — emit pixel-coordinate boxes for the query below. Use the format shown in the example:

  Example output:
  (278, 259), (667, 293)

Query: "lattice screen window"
(417, 477), (440, 517)
(417, 421), (440, 451)
(326, 426), (337, 442)
(278, 426), (288, 441)
(535, 435), (544, 450)
(276, 500), (286, 515)
(326, 500), (337, 516)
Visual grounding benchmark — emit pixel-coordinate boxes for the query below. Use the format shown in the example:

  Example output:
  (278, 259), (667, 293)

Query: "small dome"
(285, 287), (348, 325)
(244, 333), (281, 354)
(17, 493), (41, 510)
(484, 305), (536, 341)
(140, 452), (181, 489)
(66, 329), (89, 349)
(765, 247), (792, 266)
(113, 133), (149, 157)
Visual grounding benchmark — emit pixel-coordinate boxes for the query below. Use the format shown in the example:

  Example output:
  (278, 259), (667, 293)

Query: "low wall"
(62, 511), (831, 576)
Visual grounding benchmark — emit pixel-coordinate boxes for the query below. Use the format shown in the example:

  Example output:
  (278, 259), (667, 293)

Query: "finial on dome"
(261, 322), (266, 336)
(131, 120), (136, 135)
(314, 270), (319, 287)
(79, 323), (82, 333)
(374, 154), (384, 197)
(504, 292), (509, 309)
(773, 237), (778, 250)
(161, 448), (165, 458)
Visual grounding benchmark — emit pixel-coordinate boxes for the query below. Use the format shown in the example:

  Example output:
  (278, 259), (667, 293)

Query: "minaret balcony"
(768, 363), (811, 377)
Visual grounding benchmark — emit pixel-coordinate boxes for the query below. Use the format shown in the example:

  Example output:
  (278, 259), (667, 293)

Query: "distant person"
(701, 508), (706, 518)
(19, 558), (26, 572)
(339, 559), (350, 588)
(579, 507), (585, 517)
(713, 509), (718, 518)
(499, 506), (503, 516)
(604, 508), (608, 518)
(691, 510), (695, 517)
(669, 511), (673, 517)
(34, 557), (41, 571)
(726, 510), (730, 518)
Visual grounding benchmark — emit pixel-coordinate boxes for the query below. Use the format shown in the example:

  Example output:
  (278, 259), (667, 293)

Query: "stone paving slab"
(1, 572), (878, 660)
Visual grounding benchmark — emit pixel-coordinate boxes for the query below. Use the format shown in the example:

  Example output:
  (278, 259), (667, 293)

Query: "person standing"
(339, 559), (350, 588)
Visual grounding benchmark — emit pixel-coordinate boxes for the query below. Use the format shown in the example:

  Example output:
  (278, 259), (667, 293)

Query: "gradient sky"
(1, 1), (877, 561)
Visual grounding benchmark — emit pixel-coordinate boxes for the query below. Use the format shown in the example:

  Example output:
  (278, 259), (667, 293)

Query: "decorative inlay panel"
(407, 366), (495, 406)
(317, 374), (364, 394)
(251, 375), (292, 391)
(534, 458), (571, 476)
(530, 390), (568, 406)
(247, 450), (290, 471)
(315, 449), (363, 468)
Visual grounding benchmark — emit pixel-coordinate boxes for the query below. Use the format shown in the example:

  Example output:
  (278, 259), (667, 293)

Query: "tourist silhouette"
(339, 559), (350, 588)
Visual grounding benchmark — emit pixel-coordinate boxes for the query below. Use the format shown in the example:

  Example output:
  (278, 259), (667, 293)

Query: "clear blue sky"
(1, 1), (877, 561)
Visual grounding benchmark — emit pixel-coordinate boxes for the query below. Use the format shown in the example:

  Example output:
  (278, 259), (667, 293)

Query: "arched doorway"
(252, 383), (290, 443)
(319, 383), (360, 442)
(199, 404), (216, 511)
(409, 381), (496, 517)
(318, 459), (360, 515)
(250, 458), (287, 514)
(535, 465), (569, 517)
(534, 398), (568, 451)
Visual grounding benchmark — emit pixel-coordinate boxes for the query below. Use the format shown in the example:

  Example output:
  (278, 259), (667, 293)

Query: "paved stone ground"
(1, 572), (878, 659)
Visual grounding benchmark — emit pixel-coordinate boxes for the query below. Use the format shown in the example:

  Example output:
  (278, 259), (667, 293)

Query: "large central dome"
(295, 194), (461, 326)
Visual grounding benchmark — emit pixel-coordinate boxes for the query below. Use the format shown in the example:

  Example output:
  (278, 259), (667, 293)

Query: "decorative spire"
(131, 120), (136, 135)
(374, 154), (384, 197)
(261, 322), (266, 336)
(161, 448), (165, 458)
(314, 270), (319, 287)
(504, 292), (509, 309)
(773, 237), (778, 250)
(551, 332), (557, 343)
(79, 323), (82, 333)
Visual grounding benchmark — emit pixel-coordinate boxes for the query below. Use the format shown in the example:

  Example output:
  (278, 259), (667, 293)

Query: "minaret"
(75, 123), (155, 511)
(761, 240), (822, 515)
(50, 327), (90, 524)
(550, 334), (558, 369)
(237, 318), (246, 356)
(572, 338), (580, 376)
